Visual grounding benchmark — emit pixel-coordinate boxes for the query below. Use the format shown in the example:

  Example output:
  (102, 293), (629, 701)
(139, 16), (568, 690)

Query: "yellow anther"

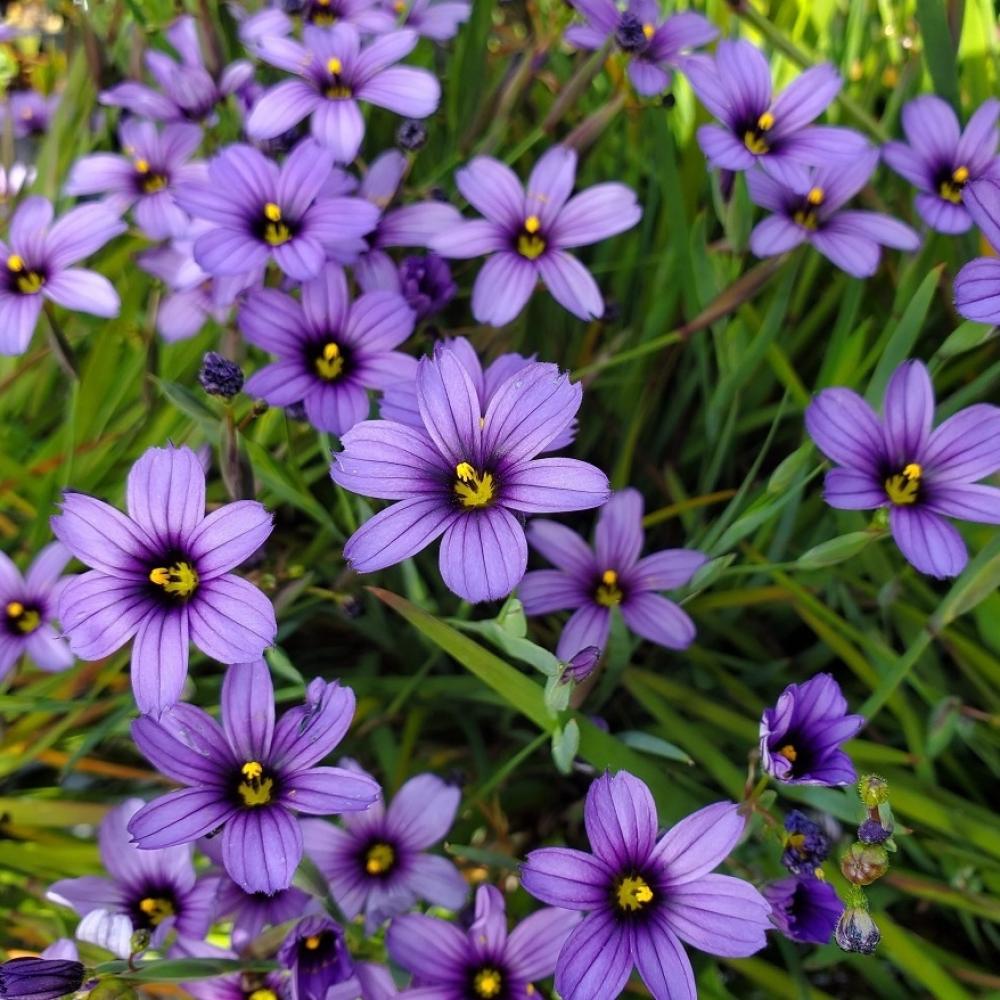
(264, 202), (282, 222)
(953, 165), (970, 184)
(304, 935), (322, 950)
(327, 56), (343, 75)
(148, 561), (199, 598)
(641, 22), (654, 38)
(807, 186), (824, 205)
(456, 461), (476, 481)
(6, 601), (24, 617)
(615, 875), (654, 912)
(601, 569), (618, 586)
(757, 111), (775, 131)
(393, 0), (406, 11)
(134, 158), (150, 174)
(814, 867), (826, 881)
(473, 969), (503, 998)
(249, 991), (278, 1000)
(237, 760), (274, 807)
(7, 254), (24, 272)
(595, 569), (623, 607)
(885, 463), (922, 506)
(315, 341), (344, 380)
(454, 463), (495, 508)
(138, 896), (175, 926)
(323, 342), (340, 360)
(903, 462), (922, 480)
(523, 214), (541, 234)
(364, 842), (395, 875)
(241, 760), (264, 780)
(778, 744), (798, 762)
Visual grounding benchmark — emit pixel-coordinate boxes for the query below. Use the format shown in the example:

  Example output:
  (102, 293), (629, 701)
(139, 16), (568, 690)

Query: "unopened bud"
(858, 818), (892, 844)
(0, 958), (86, 1000)
(561, 646), (600, 684)
(858, 774), (889, 808)
(129, 927), (151, 955)
(840, 842), (889, 885)
(198, 351), (244, 399)
(835, 904), (880, 955)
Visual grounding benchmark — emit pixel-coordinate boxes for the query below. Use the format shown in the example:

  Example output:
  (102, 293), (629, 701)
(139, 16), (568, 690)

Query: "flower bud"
(835, 905), (880, 954)
(0, 958), (86, 1000)
(129, 927), (151, 955)
(561, 646), (600, 684)
(198, 351), (244, 399)
(396, 119), (427, 151)
(840, 842), (889, 885)
(858, 774), (890, 808)
(858, 818), (892, 844)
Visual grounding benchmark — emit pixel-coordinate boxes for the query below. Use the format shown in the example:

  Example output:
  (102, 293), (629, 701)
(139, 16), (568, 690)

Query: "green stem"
(44, 303), (79, 380)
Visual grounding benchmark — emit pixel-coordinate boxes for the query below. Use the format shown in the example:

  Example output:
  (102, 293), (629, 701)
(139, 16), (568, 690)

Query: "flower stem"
(44, 303), (79, 381)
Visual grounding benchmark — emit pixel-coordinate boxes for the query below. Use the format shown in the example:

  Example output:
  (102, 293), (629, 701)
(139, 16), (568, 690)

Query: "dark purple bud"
(857, 818), (892, 844)
(396, 119), (427, 151)
(835, 905), (880, 954)
(198, 351), (244, 399)
(0, 958), (87, 1000)
(398, 254), (456, 321)
(561, 646), (601, 683)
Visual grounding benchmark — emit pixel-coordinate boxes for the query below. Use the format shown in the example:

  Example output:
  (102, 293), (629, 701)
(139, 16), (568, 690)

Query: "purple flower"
(247, 25), (441, 164)
(47, 798), (216, 951)
(180, 941), (287, 1000)
(387, 883), (580, 998)
(359, 251), (457, 321)
(101, 16), (254, 123)
(0, 959), (86, 1000)
(303, 767), (466, 930)
(379, 336), (575, 450)
(431, 145), (641, 325)
(66, 120), (206, 240)
(747, 150), (920, 277)
(352, 149), (463, 287)
(331, 347), (609, 603)
(1, 90), (59, 138)
(277, 915), (394, 1000)
(565, 0), (716, 97)
(955, 177), (1000, 323)
(686, 40), (868, 173)
(521, 489), (707, 659)
(128, 660), (380, 894)
(241, 0), (395, 41)
(763, 876), (843, 945)
(240, 263), (415, 435)
(390, 0), (471, 42)
(883, 96), (1000, 234)
(176, 139), (379, 282)
(138, 223), (256, 342)
(0, 542), (73, 681)
(780, 810), (831, 875)
(197, 835), (315, 951)
(521, 771), (771, 1000)
(760, 673), (863, 785)
(52, 444), (276, 714)
(805, 359), (1000, 577)
(0, 196), (125, 356)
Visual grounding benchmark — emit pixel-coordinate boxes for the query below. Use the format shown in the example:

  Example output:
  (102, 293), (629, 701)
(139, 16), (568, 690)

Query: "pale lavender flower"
(1, 90), (59, 138)
(388, 0), (471, 42)
(358, 251), (457, 321)
(954, 177), (1000, 323)
(431, 145), (641, 325)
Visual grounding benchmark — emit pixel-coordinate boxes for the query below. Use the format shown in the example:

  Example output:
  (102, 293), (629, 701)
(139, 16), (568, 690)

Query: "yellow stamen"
(364, 842), (395, 875)
(523, 214), (540, 234)
(7, 253), (23, 271)
(249, 991), (278, 1000)
(315, 341), (344, 380)
(595, 568), (623, 607)
(148, 561), (199, 598)
(885, 463), (922, 506)
(806, 186), (824, 205)
(953, 165), (969, 184)
(304, 935), (322, 950)
(326, 56), (343, 75)
(615, 874), (654, 912)
(778, 744), (798, 762)
(601, 569), (618, 586)
(138, 896), (175, 926)
(393, 0), (406, 11)
(262, 203), (292, 246)
(454, 463), (495, 508)
(237, 760), (274, 807)
(134, 158), (150, 174)
(472, 969), (503, 998)
(517, 217), (546, 259)
(5, 600), (39, 634)
(6, 601), (23, 617)
(757, 111), (775, 130)
(264, 202), (282, 222)
(641, 22), (654, 39)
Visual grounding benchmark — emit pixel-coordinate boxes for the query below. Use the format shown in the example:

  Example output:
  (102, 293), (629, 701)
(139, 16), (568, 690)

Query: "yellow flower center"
(249, 991), (278, 1000)
(473, 969), (503, 998)
(393, 0), (406, 11)
(517, 215), (546, 259)
(237, 760), (274, 807)
(454, 462), (495, 508)
(149, 561), (200, 598)
(324, 58), (352, 98)
(939, 165), (969, 204)
(595, 568), (623, 607)
(884, 462), (922, 506)
(7, 253), (44, 293)
(315, 341), (344, 381)
(642, 22), (654, 38)
(135, 159), (169, 194)
(262, 202), (292, 246)
(364, 842), (395, 875)
(793, 188), (825, 230)
(778, 744), (798, 762)
(743, 111), (774, 155)
(5, 600), (40, 634)
(615, 874), (655, 913)
(304, 934), (322, 949)
(138, 896), (175, 927)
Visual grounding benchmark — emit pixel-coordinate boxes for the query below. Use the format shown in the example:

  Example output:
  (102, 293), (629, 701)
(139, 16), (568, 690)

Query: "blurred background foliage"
(1, 0), (999, 996)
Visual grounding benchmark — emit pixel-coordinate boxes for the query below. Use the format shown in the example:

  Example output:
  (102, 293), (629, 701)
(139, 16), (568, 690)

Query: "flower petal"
(554, 911), (632, 1000)
(536, 250), (604, 320)
(222, 659), (275, 762)
(882, 359), (934, 465)
(343, 497), (457, 573)
(187, 501), (274, 579)
(822, 467), (886, 509)
(455, 157), (524, 229)
(471, 252), (537, 326)
(221, 806), (303, 894)
(555, 603), (611, 660)
(131, 607), (189, 715)
(889, 506), (967, 578)
(621, 592), (697, 650)
(506, 906), (582, 983)
(632, 919), (696, 1000)
(126, 445), (206, 547)
(805, 387), (885, 470)
(520, 847), (614, 910)
(386, 773), (461, 850)
(128, 788), (235, 849)
(526, 520), (596, 576)
(188, 575), (276, 663)
(438, 508), (527, 603)
(272, 678), (356, 771)
(519, 569), (587, 614)
(651, 801), (745, 886)
(922, 403), (1000, 482)
(52, 493), (154, 578)
(386, 913), (468, 984)
(585, 770), (658, 868)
